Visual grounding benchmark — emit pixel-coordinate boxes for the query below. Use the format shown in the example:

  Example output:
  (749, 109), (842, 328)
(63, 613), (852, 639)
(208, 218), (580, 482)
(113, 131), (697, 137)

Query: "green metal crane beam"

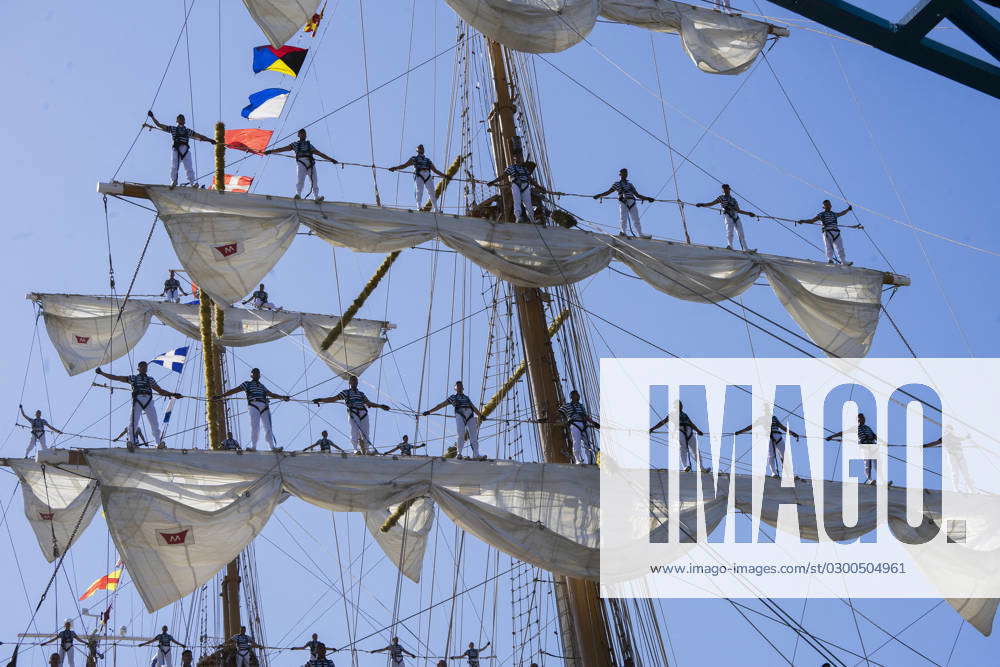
(767, 0), (1000, 99)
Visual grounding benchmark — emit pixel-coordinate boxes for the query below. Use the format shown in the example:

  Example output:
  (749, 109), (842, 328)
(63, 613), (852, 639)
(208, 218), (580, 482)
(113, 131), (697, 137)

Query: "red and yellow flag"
(304, 3), (326, 36)
(79, 566), (123, 601)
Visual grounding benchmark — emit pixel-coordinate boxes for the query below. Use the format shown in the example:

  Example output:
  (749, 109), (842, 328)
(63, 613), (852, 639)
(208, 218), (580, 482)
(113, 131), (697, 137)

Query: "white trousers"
(27, 432), (47, 457)
(723, 213), (749, 250)
(130, 397), (161, 446)
(414, 173), (440, 211)
(823, 229), (847, 263)
(349, 411), (371, 453)
(234, 650), (252, 667)
(568, 423), (590, 464)
(679, 430), (699, 470)
(170, 146), (195, 186)
(296, 159), (319, 198)
(59, 647), (75, 667)
(511, 183), (535, 223)
(767, 434), (785, 477)
(251, 297), (278, 310)
(155, 647), (173, 667)
(164, 288), (181, 303)
(618, 199), (645, 236)
(864, 459), (876, 482)
(248, 401), (275, 449)
(455, 413), (480, 458)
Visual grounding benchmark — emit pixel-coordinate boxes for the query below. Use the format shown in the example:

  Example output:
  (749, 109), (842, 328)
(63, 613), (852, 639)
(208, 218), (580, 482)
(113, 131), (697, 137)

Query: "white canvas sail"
(28, 294), (391, 378)
(242, 0), (323, 48)
(145, 187), (897, 358)
(364, 498), (435, 583)
(9, 461), (100, 562)
(445, 0), (601, 53)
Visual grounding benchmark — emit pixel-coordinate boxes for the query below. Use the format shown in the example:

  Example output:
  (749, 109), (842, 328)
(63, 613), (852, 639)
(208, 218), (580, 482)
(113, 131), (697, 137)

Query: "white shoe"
(682, 465), (692, 473)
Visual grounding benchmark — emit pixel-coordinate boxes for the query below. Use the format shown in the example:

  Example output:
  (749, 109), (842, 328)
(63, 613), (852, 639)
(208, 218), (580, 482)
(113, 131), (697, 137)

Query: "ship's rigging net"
(240, 0), (778, 75)
(146, 187), (887, 357)
(21, 450), (1000, 636)
(28, 294), (391, 378)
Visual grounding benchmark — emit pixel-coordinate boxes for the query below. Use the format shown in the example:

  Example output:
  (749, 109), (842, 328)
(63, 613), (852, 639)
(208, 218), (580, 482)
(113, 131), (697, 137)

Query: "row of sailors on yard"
(22, 363), (891, 482)
(43, 621), (489, 667)
(147, 111), (856, 266)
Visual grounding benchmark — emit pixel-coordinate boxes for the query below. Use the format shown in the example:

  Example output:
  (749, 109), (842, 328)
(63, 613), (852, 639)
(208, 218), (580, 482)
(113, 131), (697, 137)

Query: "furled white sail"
(9, 461), (100, 562)
(242, 0), (322, 48)
(26, 449), (999, 634)
(28, 294), (391, 378)
(364, 498), (435, 583)
(601, 1), (771, 74)
(445, 0), (600, 53)
(145, 187), (898, 357)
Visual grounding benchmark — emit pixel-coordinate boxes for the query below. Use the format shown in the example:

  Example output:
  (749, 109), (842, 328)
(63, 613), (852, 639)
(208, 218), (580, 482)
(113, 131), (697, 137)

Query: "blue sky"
(1, 1), (998, 665)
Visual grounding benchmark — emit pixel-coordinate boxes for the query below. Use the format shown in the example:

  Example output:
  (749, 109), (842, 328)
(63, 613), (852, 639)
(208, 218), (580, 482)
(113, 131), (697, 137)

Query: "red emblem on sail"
(157, 528), (190, 545)
(214, 243), (239, 258)
(75, 336), (90, 344)
(39, 512), (54, 520)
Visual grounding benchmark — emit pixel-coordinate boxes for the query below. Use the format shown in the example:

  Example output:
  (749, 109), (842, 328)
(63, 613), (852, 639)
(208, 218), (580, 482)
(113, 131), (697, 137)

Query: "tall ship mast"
(4, 1), (999, 666)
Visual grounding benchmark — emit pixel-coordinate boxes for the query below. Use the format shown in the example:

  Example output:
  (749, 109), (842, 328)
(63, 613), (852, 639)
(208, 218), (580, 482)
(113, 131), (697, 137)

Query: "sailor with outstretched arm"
(423, 381), (485, 459)
(138, 625), (186, 667)
(242, 283), (281, 311)
(370, 637), (416, 666)
(212, 368), (290, 451)
(540, 390), (600, 464)
(487, 153), (548, 224)
(826, 413), (888, 485)
(145, 111), (216, 188)
(593, 168), (654, 238)
(384, 434), (426, 456)
(227, 626), (263, 667)
(96, 362), (181, 449)
(389, 144), (447, 212)
(220, 431), (242, 451)
(41, 620), (81, 667)
(160, 270), (188, 303)
(262, 128), (337, 201)
(649, 401), (709, 473)
(306, 643), (335, 667)
(695, 183), (756, 251)
(312, 375), (389, 454)
(303, 430), (346, 453)
(797, 200), (854, 265)
(450, 641), (491, 666)
(20, 404), (63, 457)
(735, 415), (800, 479)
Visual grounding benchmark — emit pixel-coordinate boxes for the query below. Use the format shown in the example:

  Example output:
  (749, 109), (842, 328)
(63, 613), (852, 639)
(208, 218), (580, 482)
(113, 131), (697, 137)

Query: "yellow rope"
(319, 251), (400, 351)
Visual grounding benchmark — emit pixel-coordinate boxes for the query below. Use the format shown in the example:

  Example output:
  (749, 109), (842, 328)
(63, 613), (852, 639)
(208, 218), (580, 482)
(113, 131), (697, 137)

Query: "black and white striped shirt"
(30, 416), (48, 435)
(169, 125), (192, 148)
(611, 179), (638, 202)
(313, 437), (334, 452)
(164, 278), (180, 290)
(559, 401), (590, 426)
(252, 289), (269, 303)
(447, 393), (476, 419)
(334, 388), (369, 414)
(857, 424), (877, 444)
(220, 437), (241, 451)
(719, 194), (740, 217)
(231, 633), (252, 652)
(464, 648), (481, 666)
(155, 633), (174, 649)
(505, 164), (532, 187)
(411, 155), (433, 172)
(293, 140), (314, 159)
(818, 210), (839, 231)
(240, 380), (270, 404)
(129, 374), (154, 397)
(58, 629), (78, 650)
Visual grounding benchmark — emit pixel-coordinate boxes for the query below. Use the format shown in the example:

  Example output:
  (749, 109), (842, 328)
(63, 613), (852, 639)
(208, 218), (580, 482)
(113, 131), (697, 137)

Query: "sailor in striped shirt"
(385, 434), (426, 456)
(798, 200), (854, 265)
(649, 402), (709, 473)
(292, 633), (327, 659)
(735, 413), (801, 478)
(220, 431), (242, 452)
(228, 626), (262, 667)
(593, 168), (654, 238)
(306, 644), (335, 667)
(696, 184), (757, 251)
(145, 111), (216, 188)
(487, 154), (548, 224)
(304, 430), (345, 453)
(424, 381), (486, 459)
(20, 404), (62, 457)
(543, 390), (600, 464)
(389, 144), (447, 212)
(160, 270), (188, 303)
(41, 620), (81, 667)
(97, 362), (182, 449)
(827, 413), (887, 485)
(263, 128), (338, 201)
(370, 637), (415, 666)
(313, 375), (390, 454)
(450, 641), (491, 666)
(242, 283), (281, 311)
(138, 625), (186, 667)
(213, 368), (290, 450)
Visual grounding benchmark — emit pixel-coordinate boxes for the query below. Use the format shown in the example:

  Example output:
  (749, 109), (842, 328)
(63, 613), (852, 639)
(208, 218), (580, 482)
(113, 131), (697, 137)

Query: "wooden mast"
(208, 121), (242, 643)
(484, 39), (613, 667)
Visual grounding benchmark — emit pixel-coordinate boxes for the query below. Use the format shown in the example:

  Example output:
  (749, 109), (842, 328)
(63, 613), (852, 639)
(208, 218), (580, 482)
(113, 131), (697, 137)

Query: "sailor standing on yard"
(451, 641), (491, 666)
(827, 413), (887, 485)
(541, 390), (600, 464)
(487, 154), (547, 223)
(423, 381), (486, 459)
(213, 368), (290, 451)
(145, 111), (216, 188)
(97, 362), (181, 448)
(41, 620), (81, 667)
(385, 434), (426, 456)
(370, 637), (416, 666)
(242, 283), (281, 311)
(389, 144), (447, 212)
(20, 405), (63, 457)
(228, 626), (262, 667)
(649, 402), (709, 473)
(263, 128), (337, 201)
(312, 375), (389, 454)
(161, 271), (188, 303)
(220, 431), (242, 451)
(138, 625), (186, 667)
(735, 415), (800, 478)
(306, 644), (335, 667)
(695, 183), (756, 251)
(798, 200), (854, 265)
(593, 168), (654, 238)
(303, 430), (346, 453)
